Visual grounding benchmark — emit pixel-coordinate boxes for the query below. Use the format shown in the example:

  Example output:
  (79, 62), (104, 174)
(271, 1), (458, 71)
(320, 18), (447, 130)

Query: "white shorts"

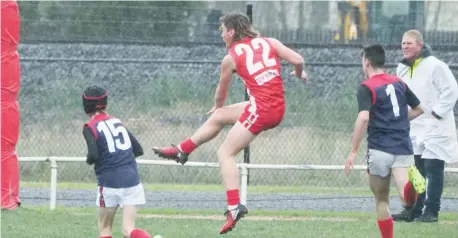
(96, 183), (146, 208)
(366, 149), (414, 177)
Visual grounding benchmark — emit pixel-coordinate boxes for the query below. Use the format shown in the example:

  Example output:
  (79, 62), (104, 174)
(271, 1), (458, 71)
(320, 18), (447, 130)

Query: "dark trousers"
(412, 155), (445, 217)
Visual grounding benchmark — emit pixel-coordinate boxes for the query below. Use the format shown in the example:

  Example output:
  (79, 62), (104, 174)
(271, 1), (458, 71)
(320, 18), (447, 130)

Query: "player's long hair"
(220, 12), (260, 42)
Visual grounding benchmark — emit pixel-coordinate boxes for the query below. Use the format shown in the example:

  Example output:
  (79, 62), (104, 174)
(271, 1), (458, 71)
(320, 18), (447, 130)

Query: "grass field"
(2, 206), (457, 238)
(10, 182), (458, 237)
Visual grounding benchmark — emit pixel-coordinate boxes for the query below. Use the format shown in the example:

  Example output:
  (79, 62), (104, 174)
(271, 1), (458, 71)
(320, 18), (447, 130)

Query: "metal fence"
(17, 1), (458, 195)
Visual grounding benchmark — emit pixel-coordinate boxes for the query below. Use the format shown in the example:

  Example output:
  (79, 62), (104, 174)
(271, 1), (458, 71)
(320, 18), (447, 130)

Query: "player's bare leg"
(98, 207), (117, 238)
(391, 165), (425, 222)
(121, 205), (151, 238)
(392, 168), (417, 208)
(152, 101), (248, 164)
(369, 174), (394, 238)
(217, 121), (255, 234)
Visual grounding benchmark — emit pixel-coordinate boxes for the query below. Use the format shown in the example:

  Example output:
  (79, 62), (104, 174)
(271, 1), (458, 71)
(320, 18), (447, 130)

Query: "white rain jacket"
(396, 44), (458, 163)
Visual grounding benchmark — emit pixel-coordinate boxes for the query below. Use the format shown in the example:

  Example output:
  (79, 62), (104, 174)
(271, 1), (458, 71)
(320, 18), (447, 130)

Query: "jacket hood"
(400, 43), (433, 66)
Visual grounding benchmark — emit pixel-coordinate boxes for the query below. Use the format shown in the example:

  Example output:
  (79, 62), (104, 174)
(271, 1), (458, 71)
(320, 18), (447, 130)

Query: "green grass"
(20, 182), (458, 197)
(2, 206), (457, 238)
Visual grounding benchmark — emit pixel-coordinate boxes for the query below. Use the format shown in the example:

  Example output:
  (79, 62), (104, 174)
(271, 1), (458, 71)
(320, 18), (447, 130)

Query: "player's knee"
(216, 146), (227, 160)
(209, 108), (225, 123)
(369, 179), (390, 199)
(210, 107), (238, 126)
(374, 189), (390, 202)
(217, 145), (234, 160)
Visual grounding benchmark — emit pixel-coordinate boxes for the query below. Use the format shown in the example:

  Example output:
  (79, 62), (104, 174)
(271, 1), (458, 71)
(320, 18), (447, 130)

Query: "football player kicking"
(152, 12), (308, 234)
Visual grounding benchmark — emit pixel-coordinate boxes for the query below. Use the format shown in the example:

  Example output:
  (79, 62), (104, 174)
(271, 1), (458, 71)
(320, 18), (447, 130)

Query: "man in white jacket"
(393, 30), (458, 223)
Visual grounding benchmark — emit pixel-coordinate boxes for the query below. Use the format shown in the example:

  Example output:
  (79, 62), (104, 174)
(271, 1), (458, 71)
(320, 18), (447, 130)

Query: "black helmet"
(82, 86), (108, 114)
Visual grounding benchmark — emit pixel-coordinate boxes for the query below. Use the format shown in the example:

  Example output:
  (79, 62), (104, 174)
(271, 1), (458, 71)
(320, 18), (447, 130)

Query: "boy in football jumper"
(345, 45), (425, 238)
(82, 86), (152, 238)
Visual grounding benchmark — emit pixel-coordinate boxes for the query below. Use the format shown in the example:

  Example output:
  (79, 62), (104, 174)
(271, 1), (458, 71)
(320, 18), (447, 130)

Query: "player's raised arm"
(213, 54), (236, 110)
(82, 125), (98, 165)
(268, 38), (307, 81)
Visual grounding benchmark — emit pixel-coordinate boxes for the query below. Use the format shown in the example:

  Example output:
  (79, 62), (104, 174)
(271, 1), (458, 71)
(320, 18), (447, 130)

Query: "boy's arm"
(345, 84), (371, 174)
(127, 130), (143, 158)
(83, 125), (98, 165)
(214, 54), (236, 109)
(350, 84), (372, 154)
(268, 37), (306, 80)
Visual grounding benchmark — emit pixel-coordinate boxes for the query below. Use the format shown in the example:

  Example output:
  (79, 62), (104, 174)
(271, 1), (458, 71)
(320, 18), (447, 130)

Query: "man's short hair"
(362, 44), (386, 68)
(404, 29), (424, 45)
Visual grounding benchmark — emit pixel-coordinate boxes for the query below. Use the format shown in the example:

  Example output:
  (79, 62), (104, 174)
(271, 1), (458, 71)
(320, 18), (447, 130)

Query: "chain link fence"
(18, 1), (458, 193)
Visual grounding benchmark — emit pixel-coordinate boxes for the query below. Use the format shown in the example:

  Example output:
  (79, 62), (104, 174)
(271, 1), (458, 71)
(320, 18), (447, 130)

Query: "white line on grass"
(138, 214), (359, 222)
(72, 212), (457, 224)
(137, 214), (458, 225)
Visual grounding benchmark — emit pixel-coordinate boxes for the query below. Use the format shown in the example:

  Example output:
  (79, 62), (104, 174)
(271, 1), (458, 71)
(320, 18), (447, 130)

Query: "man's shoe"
(219, 204), (248, 234)
(152, 145), (189, 165)
(414, 213), (438, 223)
(392, 207), (419, 222)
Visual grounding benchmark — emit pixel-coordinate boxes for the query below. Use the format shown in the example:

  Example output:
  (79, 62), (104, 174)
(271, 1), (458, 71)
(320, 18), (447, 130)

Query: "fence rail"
(18, 157), (458, 211)
(17, 56), (458, 69)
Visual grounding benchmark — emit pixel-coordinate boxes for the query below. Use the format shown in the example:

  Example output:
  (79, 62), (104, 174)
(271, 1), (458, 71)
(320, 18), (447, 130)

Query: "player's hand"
(290, 70), (308, 82)
(345, 152), (357, 175)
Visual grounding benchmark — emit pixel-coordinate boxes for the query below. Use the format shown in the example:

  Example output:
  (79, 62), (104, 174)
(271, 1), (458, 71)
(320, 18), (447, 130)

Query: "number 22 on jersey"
(97, 118), (132, 153)
(385, 84), (400, 117)
(234, 38), (277, 76)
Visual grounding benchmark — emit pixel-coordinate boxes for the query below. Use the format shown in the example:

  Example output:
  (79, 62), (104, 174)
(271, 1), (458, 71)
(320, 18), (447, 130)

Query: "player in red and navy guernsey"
(82, 86), (152, 238)
(344, 45), (425, 238)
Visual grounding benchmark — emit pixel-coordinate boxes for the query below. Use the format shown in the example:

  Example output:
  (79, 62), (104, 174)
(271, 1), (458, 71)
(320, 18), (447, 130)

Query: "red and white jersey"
(228, 37), (285, 113)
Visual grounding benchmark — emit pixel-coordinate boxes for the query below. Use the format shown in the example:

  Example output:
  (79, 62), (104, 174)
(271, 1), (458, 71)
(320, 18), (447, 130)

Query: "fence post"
(244, 3), (253, 186)
(239, 164), (249, 205)
(49, 158), (58, 211)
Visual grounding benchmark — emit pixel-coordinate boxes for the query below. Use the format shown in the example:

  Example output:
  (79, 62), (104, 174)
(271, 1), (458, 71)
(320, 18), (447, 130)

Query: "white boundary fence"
(19, 157), (458, 211)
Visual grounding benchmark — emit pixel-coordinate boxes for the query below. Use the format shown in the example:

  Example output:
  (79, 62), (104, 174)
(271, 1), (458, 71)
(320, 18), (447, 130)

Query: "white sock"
(227, 205), (238, 210)
(176, 145), (184, 153)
